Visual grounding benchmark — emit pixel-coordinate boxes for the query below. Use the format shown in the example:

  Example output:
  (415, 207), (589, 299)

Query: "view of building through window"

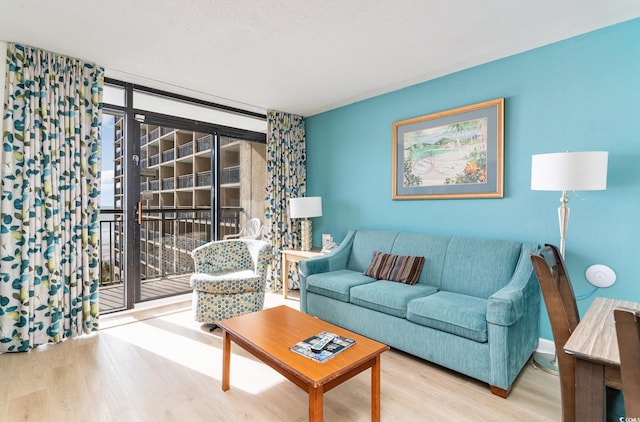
(98, 111), (125, 309)
(97, 86), (266, 314)
(100, 113), (116, 209)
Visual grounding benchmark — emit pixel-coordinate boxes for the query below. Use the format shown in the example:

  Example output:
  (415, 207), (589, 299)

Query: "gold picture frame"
(392, 98), (504, 200)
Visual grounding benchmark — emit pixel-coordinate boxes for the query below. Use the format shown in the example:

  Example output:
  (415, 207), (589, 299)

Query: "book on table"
(290, 331), (356, 363)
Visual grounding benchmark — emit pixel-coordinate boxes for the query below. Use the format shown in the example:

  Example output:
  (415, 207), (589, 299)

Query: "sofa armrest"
(487, 243), (540, 326)
(298, 231), (355, 313)
(299, 230), (355, 278)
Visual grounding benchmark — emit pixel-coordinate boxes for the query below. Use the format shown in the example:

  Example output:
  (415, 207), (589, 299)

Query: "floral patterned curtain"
(264, 110), (306, 291)
(0, 44), (103, 352)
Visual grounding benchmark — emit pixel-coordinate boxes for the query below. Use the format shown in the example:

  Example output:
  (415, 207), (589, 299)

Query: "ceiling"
(1, 0), (639, 117)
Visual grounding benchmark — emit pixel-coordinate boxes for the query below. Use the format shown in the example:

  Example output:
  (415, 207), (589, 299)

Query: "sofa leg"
(490, 385), (509, 398)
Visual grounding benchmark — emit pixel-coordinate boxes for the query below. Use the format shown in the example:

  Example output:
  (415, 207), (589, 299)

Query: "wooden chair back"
(614, 308), (640, 417)
(530, 244), (579, 422)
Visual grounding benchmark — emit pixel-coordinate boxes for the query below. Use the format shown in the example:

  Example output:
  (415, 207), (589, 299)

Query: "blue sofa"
(299, 230), (540, 397)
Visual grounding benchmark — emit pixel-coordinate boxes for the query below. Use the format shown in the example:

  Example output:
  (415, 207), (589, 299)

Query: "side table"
(281, 248), (322, 298)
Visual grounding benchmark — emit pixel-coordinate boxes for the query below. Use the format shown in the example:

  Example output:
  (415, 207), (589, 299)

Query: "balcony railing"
(99, 209), (124, 287)
(162, 177), (174, 190)
(218, 207), (243, 239)
(150, 127), (161, 140)
(139, 208), (213, 280)
(99, 207), (214, 289)
(178, 174), (193, 189)
(178, 143), (193, 158)
(197, 134), (213, 152)
(162, 148), (174, 162)
(221, 166), (240, 184)
(98, 206), (250, 314)
(197, 170), (211, 187)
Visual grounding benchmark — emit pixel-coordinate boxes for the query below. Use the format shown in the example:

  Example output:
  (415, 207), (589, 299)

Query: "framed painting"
(392, 98), (504, 200)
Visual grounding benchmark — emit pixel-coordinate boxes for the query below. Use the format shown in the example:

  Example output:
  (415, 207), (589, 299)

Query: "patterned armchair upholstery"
(190, 239), (271, 325)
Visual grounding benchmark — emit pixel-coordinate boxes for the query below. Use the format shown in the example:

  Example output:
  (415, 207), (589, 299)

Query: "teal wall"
(305, 18), (640, 341)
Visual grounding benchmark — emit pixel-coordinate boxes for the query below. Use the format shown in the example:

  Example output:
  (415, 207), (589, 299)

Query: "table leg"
(309, 385), (323, 422)
(222, 330), (231, 391)
(574, 358), (606, 421)
(282, 253), (289, 299)
(372, 354), (381, 422)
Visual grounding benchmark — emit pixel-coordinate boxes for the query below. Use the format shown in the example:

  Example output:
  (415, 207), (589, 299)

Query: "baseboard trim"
(99, 293), (192, 330)
(536, 338), (555, 355)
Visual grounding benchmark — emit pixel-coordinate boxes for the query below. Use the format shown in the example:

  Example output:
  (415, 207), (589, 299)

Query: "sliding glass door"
(98, 81), (266, 314)
(136, 120), (214, 304)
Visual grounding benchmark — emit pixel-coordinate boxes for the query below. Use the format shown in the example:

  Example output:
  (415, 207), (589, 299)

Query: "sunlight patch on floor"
(100, 305), (288, 395)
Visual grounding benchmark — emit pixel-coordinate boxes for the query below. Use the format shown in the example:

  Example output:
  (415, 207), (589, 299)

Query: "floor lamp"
(530, 151), (608, 374)
(289, 196), (323, 251)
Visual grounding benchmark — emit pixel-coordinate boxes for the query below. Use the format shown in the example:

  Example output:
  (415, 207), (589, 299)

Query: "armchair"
(190, 239), (271, 327)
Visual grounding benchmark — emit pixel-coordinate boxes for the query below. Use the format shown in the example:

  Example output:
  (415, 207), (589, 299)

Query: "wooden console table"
(281, 249), (322, 298)
(564, 297), (640, 421)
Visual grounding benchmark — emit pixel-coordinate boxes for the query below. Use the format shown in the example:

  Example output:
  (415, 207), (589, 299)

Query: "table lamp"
(530, 150), (608, 374)
(289, 196), (322, 251)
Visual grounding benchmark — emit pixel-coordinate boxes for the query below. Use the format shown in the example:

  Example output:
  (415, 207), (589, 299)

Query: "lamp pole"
(558, 190), (569, 258)
(536, 189), (572, 374)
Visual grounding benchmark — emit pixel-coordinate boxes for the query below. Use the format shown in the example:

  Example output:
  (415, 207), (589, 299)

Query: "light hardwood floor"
(0, 292), (561, 421)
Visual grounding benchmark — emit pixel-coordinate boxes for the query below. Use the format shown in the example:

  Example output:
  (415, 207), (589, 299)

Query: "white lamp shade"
(289, 196), (322, 218)
(531, 151), (608, 191)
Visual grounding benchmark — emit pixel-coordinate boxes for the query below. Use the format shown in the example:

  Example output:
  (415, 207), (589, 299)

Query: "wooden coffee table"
(218, 305), (389, 421)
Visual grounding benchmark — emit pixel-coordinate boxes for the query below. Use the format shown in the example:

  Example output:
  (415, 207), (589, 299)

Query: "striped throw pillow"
(363, 251), (425, 285)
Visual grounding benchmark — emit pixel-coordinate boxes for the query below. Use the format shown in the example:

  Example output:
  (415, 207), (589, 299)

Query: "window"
(98, 80), (267, 312)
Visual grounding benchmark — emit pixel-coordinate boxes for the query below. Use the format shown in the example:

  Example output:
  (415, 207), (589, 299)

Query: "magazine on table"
(289, 331), (356, 363)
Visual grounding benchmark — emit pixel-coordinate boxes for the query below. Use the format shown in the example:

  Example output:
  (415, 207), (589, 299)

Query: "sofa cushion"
(389, 232), (451, 287)
(347, 230), (400, 272)
(350, 280), (438, 318)
(441, 237), (521, 298)
(363, 251), (425, 285)
(307, 269), (376, 303)
(406, 291), (488, 342)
